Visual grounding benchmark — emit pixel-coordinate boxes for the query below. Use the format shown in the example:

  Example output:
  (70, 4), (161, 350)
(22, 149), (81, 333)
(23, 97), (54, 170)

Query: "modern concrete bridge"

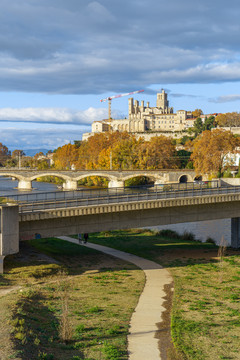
(1, 184), (240, 272)
(0, 169), (197, 190)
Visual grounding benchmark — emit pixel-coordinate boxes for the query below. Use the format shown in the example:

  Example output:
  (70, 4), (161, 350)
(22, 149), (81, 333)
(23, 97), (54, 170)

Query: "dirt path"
(0, 285), (22, 297)
(58, 236), (173, 360)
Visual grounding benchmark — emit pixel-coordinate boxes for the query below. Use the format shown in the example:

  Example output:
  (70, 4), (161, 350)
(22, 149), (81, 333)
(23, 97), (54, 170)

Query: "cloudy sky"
(1, 0), (240, 152)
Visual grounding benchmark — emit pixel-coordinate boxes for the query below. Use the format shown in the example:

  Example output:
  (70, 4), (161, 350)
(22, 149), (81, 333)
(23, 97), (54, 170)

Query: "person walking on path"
(78, 233), (82, 244)
(83, 233), (89, 244)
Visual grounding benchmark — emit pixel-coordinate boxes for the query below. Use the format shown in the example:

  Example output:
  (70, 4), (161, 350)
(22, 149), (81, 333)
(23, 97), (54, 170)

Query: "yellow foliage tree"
(53, 144), (78, 170)
(192, 109), (203, 118)
(190, 129), (239, 177)
(215, 112), (240, 127)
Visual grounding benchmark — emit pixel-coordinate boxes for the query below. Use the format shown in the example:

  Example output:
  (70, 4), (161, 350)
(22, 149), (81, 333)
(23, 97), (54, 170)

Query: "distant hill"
(23, 149), (52, 157)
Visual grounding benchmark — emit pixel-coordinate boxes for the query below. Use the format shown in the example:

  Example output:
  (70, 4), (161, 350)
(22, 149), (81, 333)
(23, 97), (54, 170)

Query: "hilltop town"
(82, 90), (215, 141)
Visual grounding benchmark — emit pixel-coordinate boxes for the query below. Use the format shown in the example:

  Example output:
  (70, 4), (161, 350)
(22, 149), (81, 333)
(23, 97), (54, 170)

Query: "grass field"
(0, 239), (144, 360)
(1, 230), (239, 360)
(89, 229), (240, 360)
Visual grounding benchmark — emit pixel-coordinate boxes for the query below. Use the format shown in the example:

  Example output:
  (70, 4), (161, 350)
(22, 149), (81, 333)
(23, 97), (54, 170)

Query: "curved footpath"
(59, 236), (173, 360)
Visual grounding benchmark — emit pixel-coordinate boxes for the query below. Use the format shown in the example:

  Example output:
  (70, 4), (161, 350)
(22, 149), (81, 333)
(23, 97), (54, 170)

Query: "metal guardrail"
(5, 180), (218, 203)
(5, 180), (240, 214)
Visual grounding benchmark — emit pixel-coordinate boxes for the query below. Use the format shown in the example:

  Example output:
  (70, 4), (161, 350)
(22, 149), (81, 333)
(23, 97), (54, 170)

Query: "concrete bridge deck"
(1, 183), (240, 272)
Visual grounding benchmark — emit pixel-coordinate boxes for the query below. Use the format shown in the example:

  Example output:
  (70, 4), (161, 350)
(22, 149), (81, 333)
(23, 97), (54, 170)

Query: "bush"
(156, 229), (180, 239)
(223, 168), (233, 178)
(205, 237), (216, 245)
(181, 232), (195, 241)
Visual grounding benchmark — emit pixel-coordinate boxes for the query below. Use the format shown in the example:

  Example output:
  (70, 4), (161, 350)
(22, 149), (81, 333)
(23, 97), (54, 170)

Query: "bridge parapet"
(0, 169), (196, 190)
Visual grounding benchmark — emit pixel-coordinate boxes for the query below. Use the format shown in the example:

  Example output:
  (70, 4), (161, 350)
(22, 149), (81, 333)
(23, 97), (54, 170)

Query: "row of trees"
(0, 145), (51, 169)
(1, 127), (239, 181)
(53, 132), (186, 171)
(215, 112), (240, 127)
(53, 128), (240, 178)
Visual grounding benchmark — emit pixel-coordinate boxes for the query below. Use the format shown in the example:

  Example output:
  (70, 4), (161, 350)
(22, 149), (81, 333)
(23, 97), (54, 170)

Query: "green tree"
(203, 115), (216, 131)
(176, 150), (192, 168)
(192, 117), (203, 137)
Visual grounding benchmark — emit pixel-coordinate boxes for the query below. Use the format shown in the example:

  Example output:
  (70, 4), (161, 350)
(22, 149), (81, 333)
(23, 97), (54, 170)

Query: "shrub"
(156, 229), (180, 239)
(205, 237), (216, 245)
(181, 232), (195, 241)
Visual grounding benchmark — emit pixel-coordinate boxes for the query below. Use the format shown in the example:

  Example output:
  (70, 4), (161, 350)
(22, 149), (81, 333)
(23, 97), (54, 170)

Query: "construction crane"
(100, 90), (144, 120)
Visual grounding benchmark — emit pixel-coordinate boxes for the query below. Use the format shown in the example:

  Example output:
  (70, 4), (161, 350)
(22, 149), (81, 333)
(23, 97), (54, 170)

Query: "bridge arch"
(178, 174), (194, 183)
(29, 173), (71, 182)
(75, 173), (118, 183)
(122, 174), (158, 182)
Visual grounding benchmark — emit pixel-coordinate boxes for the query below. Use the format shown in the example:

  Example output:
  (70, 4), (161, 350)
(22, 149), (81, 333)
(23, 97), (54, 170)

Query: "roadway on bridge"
(15, 183), (240, 213)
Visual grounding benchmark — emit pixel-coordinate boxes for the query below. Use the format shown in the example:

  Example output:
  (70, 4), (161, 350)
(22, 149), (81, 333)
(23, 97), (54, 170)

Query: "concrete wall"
(0, 205), (19, 256)
(147, 218), (231, 246)
(220, 178), (240, 186)
(0, 205), (19, 273)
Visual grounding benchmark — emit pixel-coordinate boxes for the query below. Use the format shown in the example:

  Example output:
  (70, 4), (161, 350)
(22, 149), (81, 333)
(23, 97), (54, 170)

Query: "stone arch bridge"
(0, 169), (197, 190)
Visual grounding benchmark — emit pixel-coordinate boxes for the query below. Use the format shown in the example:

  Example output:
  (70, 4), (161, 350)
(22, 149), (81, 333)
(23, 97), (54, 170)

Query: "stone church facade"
(82, 90), (194, 141)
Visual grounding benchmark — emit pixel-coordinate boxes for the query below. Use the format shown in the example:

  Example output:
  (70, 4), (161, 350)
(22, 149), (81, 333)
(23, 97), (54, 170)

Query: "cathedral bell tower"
(156, 89), (169, 113)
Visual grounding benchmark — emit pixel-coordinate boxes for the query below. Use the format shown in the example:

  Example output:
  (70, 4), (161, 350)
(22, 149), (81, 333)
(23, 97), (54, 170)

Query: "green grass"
(0, 237), (144, 360)
(89, 229), (240, 360)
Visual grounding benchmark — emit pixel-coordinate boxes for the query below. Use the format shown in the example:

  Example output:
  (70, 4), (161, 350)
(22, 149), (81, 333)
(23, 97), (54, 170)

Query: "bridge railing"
(9, 179), (240, 213)
(5, 180), (218, 203)
(15, 181), (240, 213)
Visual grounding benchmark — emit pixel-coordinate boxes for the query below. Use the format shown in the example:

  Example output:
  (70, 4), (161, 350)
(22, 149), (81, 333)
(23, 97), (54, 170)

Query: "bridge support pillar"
(0, 205), (19, 273)
(0, 256), (4, 274)
(63, 180), (78, 191)
(108, 180), (124, 188)
(154, 179), (165, 186)
(18, 179), (32, 190)
(231, 218), (240, 248)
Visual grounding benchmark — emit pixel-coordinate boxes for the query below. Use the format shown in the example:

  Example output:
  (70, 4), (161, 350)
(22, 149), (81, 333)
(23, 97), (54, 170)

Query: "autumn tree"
(134, 135), (178, 170)
(53, 144), (79, 170)
(75, 132), (133, 170)
(215, 112), (240, 127)
(192, 109), (203, 118)
(111, 136), (145, 170)
(0, 143), (11, 166)
(12, 150), (25, 159)
(190, 129), (239, 177)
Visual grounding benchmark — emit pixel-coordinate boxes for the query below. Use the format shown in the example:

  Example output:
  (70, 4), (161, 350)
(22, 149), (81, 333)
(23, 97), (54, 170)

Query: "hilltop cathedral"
(82, 90), (194, 141)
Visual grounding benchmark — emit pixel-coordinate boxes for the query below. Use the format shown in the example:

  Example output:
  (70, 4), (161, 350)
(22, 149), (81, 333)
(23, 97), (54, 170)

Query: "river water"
(0, 176), (58, 196)
(0, 176), (231, 246)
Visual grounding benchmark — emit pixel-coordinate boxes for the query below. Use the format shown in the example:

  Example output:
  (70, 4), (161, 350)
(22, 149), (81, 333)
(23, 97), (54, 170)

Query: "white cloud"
(0, 0), (239, 94)
(209, 94), (240, 103)
(0, 107), (108, 125)
(1, 126), (91, 151)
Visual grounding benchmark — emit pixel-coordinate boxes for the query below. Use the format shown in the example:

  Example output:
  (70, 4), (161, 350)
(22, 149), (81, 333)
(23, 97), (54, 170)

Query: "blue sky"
(1, 0), (240, 152)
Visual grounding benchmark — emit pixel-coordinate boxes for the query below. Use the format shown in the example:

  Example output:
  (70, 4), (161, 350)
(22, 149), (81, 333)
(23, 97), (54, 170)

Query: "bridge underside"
(18, 195), (240, 249)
